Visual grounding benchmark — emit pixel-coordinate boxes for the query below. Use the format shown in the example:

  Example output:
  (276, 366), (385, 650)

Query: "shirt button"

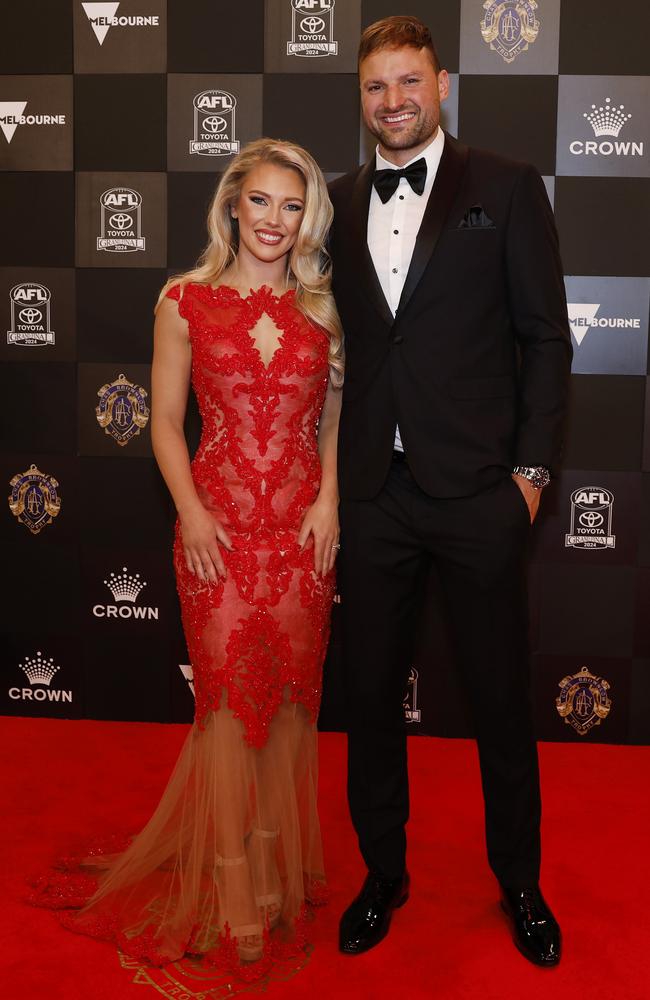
(393, 335), (404, 344)
(392, 267), (398, 273)
(398, 195), (404, 200)
(393, 229), (399, 234)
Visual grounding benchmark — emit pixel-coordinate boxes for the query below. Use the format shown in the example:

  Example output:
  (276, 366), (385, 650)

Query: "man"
(328, 16), (572, 966)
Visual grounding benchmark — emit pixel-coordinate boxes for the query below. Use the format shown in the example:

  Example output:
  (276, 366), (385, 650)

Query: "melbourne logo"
(189, 90), (240, 157)
(0, 100), (66, 144)
(556, 665), (612, 736)
(93, 566), (159, 620)
(565, 487), (615, 550)
(569, 97), (644, 158)
(403, 667), (421, 723)
(8, 651), (73, 705)
(97, 188), (145, 253)
(480, 0), (540, 64)
(287, 0), (338, 58)
(8, 464), (61, 535)
(567, 302), (642, 345)
(95, 373), (149, 446)
(81, 2), (160, 46)
(7, 282), (55, 347)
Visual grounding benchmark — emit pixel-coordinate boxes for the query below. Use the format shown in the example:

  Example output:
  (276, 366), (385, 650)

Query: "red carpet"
(2, 716), (648, 1000)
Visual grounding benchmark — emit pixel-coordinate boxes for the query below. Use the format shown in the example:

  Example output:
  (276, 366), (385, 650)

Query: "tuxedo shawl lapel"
(395, 135), (469, 319)
(350, 159), (395, 330)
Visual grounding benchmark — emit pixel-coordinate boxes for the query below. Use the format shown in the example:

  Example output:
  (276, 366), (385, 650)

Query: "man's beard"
(367, 105), (438, 151)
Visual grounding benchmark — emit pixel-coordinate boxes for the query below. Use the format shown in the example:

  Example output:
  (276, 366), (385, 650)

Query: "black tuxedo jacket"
(328, 134), (573, 500)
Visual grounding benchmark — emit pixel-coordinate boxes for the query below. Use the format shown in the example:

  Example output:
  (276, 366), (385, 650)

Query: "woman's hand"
(179, 502), (233, 582)
(297, 493), (340, 577)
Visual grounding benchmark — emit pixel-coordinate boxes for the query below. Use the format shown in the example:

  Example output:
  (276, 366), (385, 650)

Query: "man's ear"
(438, 69), (450, 103)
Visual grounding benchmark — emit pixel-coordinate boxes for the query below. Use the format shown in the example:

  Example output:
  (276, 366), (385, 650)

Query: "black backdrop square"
(361, 0), (461, 73)
(563, 375), (645, 472)
(82, 634), (171, 723)
(77, 268), (167, 363)
(0, 0), (73, 74)
(4, 540), (80, 635)
(0, 363), (76, 455)
(263, 75), (361, 173)
(74, 75), (167, 172)
(555, 178), (650, 277)
(0, 174), (74, 267)
(634, 570), (650, 657)
(629, 658), (650, 743)
(536, 564), (636, 658)
(167, 173), (220, 271)
(559, 0), (650, 76)
(167, 0), (265, 73)
(78, 457), (175, 546)
(640, 476), (650, 567)
(458, 75), (558, 176)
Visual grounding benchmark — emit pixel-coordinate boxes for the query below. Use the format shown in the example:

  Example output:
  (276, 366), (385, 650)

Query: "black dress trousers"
(338, 457), (542, 889)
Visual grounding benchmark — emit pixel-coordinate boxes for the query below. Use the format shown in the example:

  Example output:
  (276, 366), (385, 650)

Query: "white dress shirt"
(367, 128), (445, 451)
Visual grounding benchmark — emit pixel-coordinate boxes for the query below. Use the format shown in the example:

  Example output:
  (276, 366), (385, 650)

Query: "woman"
(32, 138), (343, 974)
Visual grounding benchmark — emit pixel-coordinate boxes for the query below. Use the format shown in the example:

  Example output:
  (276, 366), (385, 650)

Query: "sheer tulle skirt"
(30, 694), (326, 968)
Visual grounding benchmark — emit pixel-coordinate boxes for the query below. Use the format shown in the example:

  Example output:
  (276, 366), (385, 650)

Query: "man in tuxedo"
(328, 16), (572, 966)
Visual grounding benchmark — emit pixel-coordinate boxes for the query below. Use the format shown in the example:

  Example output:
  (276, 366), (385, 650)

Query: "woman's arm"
(151, 296), (232, 582)
(297, 380), (342, 576)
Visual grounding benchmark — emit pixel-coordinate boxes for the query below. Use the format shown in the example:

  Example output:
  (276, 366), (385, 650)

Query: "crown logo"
(583, 98), (632, 138)
(20, 651), (60, 686)
(104, 566), (147, 603)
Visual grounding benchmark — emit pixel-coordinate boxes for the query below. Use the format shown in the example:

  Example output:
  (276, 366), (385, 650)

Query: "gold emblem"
(556, 665), (612, 736)
(8, 463), (61, 534)
(480, 1), (540, 64)
(96, 373), (150, 446)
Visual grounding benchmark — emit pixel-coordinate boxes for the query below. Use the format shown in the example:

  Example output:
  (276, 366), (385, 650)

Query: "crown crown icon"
(583, 98), (632, 138)
(104, 566), (147, 603)
(20, 651), (60, 686)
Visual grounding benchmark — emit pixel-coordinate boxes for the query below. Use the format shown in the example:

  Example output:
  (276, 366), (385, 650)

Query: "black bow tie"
(373, 157), (427, 204)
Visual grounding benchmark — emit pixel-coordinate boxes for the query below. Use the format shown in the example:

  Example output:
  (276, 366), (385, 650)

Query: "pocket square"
(457, 204), (495, 229)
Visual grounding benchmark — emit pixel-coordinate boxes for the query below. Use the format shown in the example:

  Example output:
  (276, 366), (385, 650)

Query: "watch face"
(532, 468), (551, 489)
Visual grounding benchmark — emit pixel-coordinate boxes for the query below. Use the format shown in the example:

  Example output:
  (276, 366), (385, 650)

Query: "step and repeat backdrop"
(1, 0), (649, 744)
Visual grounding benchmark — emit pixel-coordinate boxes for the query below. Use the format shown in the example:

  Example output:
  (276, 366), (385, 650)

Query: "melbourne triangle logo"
(0, 101), (27, 144)
(82, 2), (120, 45)
(567, 303), (600, 346)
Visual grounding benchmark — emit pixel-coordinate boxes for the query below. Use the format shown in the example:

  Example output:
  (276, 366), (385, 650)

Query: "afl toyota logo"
(189, 90), (240, 156)
(565, 487), (616, 550)
(7, 282), (55, 347)
(288, 0), (338, 57)
(97, 187), (145, 252)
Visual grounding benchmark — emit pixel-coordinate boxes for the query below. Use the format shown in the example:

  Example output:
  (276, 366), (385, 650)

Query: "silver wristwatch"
(512, 465), (551, 490)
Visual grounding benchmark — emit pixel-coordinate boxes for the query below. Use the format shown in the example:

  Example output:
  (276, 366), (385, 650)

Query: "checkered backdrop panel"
(1, 0), (649, 745)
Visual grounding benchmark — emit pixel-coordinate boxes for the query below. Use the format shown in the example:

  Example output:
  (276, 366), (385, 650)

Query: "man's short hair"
(358, 15), (441, 74)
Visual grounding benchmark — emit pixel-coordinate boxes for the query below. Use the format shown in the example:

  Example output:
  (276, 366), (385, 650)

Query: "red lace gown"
(30, 283), (335, 973)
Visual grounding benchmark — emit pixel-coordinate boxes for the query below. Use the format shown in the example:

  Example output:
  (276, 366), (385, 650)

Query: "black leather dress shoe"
(339, 870), (410, 955)
(500, 885), (561, 966)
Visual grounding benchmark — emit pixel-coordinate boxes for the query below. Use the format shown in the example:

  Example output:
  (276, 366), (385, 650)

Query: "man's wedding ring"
(332, 543), (341, 549)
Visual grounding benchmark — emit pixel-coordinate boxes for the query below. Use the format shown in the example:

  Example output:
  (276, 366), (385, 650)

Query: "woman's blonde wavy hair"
(157, 137), (344, 384)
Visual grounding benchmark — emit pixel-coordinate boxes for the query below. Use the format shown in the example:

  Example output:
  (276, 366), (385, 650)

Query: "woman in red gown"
(34, 138), (343, 974)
